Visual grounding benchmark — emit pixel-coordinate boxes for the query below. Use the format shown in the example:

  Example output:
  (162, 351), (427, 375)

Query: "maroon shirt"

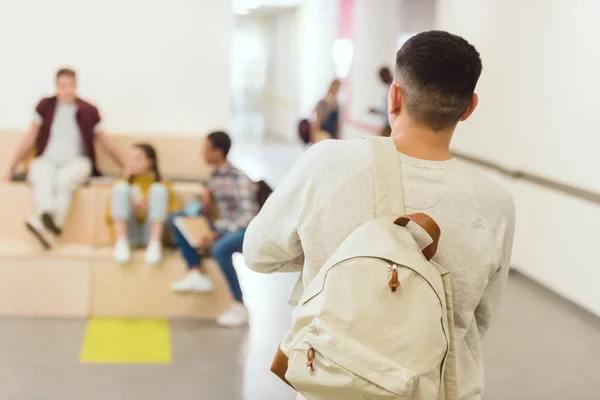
(35, 96), (102, 176)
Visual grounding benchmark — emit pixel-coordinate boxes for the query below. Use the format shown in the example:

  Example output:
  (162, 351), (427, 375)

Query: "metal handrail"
(453, 151), (600, 205)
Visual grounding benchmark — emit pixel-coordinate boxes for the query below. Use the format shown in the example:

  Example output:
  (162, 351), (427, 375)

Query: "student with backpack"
(244, 31), (515, 400)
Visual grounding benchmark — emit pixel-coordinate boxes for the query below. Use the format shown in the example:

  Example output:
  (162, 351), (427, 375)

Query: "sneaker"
(113, 238), (131, 264)
(144, 240), (163, 265)
(41, 212), (62, 236)
(25, 216), (54, 250)
(171, 269), (213, 293)
(217, 302), (249, 327)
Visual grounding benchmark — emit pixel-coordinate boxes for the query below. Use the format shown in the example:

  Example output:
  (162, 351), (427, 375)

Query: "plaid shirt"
(207, 162), (258, 234)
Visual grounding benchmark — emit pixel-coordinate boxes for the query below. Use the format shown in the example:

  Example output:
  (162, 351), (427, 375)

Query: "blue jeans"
(169, 212), (245, 301)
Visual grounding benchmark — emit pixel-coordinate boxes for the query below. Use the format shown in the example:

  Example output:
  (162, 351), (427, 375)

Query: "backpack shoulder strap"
(365, 136), (405, 217)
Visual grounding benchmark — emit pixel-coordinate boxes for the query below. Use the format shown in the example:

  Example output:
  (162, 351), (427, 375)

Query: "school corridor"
(0, 0), (599, 399)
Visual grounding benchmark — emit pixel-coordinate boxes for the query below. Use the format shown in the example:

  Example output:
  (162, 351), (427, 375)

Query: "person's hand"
(200, 190), (212, 209)
(199, 231), (218, 249)
(1, 168), (14, 182)
(134, 201), (147, 218)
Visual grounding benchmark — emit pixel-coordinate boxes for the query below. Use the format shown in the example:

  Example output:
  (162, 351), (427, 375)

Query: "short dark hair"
(379, 66), (393, 84)
(56, 68), (77, 81)
(395, 30), (482, 131)
(207, 131), (232, 157)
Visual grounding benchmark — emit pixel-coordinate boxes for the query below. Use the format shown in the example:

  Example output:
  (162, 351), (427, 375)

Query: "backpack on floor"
(256, 180), (273, 210)
(271, 136), (459, 400)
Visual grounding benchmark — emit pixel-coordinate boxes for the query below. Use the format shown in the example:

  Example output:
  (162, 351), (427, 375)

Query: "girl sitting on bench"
(106, 143), (178, 265)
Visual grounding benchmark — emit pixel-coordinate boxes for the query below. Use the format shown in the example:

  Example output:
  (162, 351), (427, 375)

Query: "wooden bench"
(0, 246), (232, 318)
(0, 131), (212, 248)
(0, 131), (211, 181)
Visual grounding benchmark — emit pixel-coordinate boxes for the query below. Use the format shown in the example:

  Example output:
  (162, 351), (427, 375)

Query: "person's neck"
(213, 158), (228, 169)
(390, 119), (454, 161)
(57, 97), (76, 105)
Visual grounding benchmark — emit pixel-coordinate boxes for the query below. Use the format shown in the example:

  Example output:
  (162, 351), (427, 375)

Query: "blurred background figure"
(171, 131), (259, 327)
(310, 78), (342, 143)
(3, 68), (123, 249)
(368, 66), (394, 136)
(107, 143), (178, 265)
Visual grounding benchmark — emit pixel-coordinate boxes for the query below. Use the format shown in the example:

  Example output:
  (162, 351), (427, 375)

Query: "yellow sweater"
(104, 174), (179, 228)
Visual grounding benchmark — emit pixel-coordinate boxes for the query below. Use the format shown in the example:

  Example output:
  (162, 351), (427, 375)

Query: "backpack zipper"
(306, 346), (315, 372)
(388, 264), (400, 292)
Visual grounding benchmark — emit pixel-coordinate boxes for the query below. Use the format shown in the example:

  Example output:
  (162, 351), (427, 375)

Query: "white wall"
(232, 16), (268, 113)
(264, 10), (299, 141)
(0, 0), (232, 136)
(343, 0), (436, 140)
(297, 0), (339, 114)
(344, 0), (402, 140)
(436, 0), (600, 316)
(260, 0), (338, 142)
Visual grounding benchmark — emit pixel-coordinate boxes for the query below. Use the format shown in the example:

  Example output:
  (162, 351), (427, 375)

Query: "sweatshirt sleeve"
(243, 143), (327, 274)
(474, 198), (516, 339)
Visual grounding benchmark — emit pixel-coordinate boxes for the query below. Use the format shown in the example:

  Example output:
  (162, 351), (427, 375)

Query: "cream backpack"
(271, 137), (459, 400)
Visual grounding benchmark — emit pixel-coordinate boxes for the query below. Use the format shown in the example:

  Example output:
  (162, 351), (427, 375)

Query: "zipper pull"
(389, 265), (400, 292)
(306, 347), (315, 372)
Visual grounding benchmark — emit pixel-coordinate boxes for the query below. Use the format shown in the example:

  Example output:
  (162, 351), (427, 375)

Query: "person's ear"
(389, 84), (402, 116)
(460, 93), (479, 121)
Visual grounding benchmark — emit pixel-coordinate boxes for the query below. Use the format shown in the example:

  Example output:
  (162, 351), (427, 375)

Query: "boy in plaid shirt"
(171, 131), (258, 327)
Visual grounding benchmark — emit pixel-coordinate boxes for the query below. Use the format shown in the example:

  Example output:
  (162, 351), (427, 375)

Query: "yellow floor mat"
(80, 318), (171, 364)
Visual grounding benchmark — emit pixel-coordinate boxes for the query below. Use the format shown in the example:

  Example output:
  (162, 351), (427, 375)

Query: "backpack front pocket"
(285, 319), (417, 400)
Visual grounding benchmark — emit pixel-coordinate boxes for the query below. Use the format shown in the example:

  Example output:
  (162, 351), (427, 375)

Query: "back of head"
(207, 131), (232, 158)
(395, 30), (482, 131)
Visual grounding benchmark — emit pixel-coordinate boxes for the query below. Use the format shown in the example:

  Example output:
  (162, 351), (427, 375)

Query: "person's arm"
(473, 201), (516, 338)
(95, 131), (124, 169)
(3, 121), (40, 180)
(243, 145), (327, 274)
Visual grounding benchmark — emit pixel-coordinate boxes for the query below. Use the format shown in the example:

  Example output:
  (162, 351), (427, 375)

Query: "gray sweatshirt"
(244, 139), (515, 400)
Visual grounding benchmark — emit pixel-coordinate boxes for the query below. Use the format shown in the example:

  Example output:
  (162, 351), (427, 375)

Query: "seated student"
(170, 131), (259, 327)
(106, 144), (178, 265)
(3, 68), (123, 248)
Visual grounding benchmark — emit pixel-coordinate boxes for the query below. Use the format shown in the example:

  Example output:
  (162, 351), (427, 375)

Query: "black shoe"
(41, 212), (62, 236)
(25, 216), (52, 250)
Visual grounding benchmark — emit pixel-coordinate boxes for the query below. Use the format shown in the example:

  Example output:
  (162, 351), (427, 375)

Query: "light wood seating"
(0, 131), (212, 181)
(0, 181), (204, 248)
(0, 132), (226, 319)
(90, 250), (231, 318)
(0, 246), (232, 318)
(0, 257), (90, 317)
(95, 134), (211, 181)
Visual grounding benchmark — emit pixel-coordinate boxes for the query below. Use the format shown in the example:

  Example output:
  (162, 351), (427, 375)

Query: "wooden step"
(0, 257), (91, 317)
(0, 247), (232, 319)
(90, 250), (232, 318)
